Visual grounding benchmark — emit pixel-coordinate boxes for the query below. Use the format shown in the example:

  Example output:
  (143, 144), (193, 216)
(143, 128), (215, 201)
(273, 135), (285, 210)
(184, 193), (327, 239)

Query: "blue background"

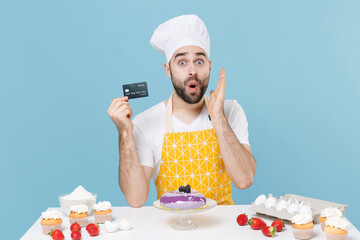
(1, 0), (359, 239)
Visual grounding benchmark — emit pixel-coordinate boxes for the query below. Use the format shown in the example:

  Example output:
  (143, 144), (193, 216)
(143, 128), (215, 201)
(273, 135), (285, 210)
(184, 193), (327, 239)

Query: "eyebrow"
(173, 52), (207, 61)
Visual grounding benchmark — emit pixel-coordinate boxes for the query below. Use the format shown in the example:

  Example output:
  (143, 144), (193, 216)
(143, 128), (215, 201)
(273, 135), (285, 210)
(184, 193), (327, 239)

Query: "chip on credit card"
(122, 82), (149, 99)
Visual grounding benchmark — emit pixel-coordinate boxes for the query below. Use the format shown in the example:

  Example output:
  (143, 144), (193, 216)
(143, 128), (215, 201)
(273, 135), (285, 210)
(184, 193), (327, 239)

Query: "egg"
(276, 199), (288, 211)
(265, 196), (277, 209)
(287, 203), (300, 214)
(299, 202), (313, 215)
(118, 219), (132, 231)
(254, 194), (267, 206)
(104, 221), (119, 233)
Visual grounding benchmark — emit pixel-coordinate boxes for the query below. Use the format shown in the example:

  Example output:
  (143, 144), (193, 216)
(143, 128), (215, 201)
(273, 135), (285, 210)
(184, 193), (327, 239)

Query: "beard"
(170, 69), (209, 104)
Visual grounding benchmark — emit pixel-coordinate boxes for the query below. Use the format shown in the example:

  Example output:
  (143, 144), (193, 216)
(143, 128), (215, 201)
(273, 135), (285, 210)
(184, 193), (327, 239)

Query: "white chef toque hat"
(150, 14), (210, 63)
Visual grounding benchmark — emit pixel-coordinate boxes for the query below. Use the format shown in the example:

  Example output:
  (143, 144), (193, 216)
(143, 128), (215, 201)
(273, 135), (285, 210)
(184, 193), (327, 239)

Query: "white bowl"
(58, 193), (97, 216)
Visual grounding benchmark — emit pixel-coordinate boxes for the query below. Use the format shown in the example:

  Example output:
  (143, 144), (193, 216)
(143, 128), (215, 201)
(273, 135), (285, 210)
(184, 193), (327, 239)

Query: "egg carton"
(250, 194), (348, 223)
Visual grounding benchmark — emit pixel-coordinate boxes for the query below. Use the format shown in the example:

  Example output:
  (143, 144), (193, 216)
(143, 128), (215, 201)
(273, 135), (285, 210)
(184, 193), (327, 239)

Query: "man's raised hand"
(107, 96), (134, 133)
(208, 67), (226, 120)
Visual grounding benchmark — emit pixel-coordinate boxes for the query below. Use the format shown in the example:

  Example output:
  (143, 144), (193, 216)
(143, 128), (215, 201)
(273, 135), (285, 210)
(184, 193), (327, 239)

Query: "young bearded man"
(108, 15), (256, 207)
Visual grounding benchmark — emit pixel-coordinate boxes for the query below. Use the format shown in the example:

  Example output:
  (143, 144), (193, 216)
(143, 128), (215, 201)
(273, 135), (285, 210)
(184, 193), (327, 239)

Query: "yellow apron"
(154, 94), (234, 205)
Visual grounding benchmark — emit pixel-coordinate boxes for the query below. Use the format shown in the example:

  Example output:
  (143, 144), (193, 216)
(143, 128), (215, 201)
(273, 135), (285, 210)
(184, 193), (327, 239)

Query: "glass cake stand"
(153, 198), (217, 230)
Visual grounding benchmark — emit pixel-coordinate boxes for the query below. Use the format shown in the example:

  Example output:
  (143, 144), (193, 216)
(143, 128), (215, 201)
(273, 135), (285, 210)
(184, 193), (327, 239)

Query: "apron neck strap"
(165, 93), (209, 133)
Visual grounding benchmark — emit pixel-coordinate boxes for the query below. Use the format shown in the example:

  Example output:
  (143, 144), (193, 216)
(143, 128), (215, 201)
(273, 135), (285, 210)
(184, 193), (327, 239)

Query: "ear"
(164, 63), (171, 78)
(209, 60), (212, 72)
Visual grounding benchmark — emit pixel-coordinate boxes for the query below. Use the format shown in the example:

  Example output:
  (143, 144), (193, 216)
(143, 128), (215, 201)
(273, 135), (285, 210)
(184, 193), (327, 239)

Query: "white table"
(21, 205), (360, 240)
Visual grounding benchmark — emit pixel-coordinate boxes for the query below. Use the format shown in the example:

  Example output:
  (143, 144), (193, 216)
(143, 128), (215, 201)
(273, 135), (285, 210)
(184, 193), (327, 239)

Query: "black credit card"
(122, 82), (149, 99)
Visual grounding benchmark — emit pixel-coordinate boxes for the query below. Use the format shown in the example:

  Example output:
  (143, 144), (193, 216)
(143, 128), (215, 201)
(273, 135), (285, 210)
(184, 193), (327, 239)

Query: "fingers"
(208, 69), (226, 117)
(108, 96), (129, 109)
(212, 68), (226, 98)
(111, 96), (129, 103)
(216, 68), (226, 95)
(113, 104), (133, 119)
(107, 97), (131, 116)
(108, 97), (128, 108)
(108, 103), (130, 117)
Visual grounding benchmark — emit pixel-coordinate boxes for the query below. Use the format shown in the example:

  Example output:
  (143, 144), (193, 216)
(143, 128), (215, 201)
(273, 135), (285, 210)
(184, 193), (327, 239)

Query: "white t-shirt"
(132, 98), (250, 181)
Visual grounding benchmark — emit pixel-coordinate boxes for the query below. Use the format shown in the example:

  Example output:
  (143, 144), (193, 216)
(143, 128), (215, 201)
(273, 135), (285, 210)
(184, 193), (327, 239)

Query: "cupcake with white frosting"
(40, 210), (62, 234)
(324, 217), (349, 240)
(94, 201), (112, 223)
(320, 207), (343, 231)
(291, 213), (314, 239)
(299, 202), (313, 216)
(69, 204), (89, 227)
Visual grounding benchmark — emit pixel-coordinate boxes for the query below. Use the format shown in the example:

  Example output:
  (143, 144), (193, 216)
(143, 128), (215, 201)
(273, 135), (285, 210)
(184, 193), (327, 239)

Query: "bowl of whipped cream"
(59, 185), (97, 216)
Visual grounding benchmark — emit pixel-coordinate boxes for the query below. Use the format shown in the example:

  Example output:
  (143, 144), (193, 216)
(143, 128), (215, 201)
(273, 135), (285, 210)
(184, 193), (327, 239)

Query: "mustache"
(184, 77), (200, 85)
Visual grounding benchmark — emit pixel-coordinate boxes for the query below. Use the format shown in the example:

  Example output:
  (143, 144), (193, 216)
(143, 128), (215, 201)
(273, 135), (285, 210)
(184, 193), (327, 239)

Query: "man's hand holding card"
(108, 82), (149, 133)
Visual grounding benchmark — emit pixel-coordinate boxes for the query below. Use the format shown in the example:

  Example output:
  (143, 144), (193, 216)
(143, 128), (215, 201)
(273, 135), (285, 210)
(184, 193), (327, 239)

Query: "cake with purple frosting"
(160, 185), (206, 210)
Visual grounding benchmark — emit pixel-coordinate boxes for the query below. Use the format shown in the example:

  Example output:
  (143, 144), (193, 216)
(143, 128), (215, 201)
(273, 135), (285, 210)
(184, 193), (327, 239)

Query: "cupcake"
(69, 204), (89, 227)
(291, 213), (314, 240)
(40, 210), (62, 235)
(320, 207), (343, 231)
(324, 217), (349, 240)
(93, 201), (112, 224)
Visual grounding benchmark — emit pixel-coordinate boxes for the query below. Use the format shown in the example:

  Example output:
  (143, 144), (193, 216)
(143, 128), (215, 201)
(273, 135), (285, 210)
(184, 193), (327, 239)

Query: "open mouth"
(187, 81), (199, 92)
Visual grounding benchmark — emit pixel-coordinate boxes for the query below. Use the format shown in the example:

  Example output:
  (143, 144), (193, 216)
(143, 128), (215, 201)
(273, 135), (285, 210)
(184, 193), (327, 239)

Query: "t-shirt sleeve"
(225, 100), (250, 146)
(132, 114), (155, 168)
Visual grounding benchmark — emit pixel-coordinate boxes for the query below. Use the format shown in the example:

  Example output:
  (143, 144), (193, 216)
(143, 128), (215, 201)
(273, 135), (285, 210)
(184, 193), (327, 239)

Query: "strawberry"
(262, 226), (277, 237)
(248, 217), (266, 230)
(236, 213), (248, 226)
(71, 230), (82, 240)
(49, 229), (64, 240)
(86, 223), (97, 231)
(86, 223), (100, 236)
(271, 219), (285, 232)
(70, 222), (81, 232)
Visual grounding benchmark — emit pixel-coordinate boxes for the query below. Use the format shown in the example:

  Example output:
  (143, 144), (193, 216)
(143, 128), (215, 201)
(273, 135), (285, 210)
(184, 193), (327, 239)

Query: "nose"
(189, 62), (197, 77)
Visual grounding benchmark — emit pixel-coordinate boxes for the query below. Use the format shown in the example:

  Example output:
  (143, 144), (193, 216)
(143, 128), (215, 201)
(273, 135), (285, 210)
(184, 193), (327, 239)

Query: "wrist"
(210, 112), (226, 124)
(119, 128), (133, 139)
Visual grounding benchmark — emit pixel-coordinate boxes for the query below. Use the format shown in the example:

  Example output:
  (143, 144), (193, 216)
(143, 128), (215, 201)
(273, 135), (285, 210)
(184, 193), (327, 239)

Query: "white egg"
(299, 205), (313, 215)
(276, 200), (288, 211)
(287, 203), (300, 214)
(254, 194), (267, 206)
(118, 219), (132, 231)
(265, 197), (277, 209)
(104, 221), (119, 233)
